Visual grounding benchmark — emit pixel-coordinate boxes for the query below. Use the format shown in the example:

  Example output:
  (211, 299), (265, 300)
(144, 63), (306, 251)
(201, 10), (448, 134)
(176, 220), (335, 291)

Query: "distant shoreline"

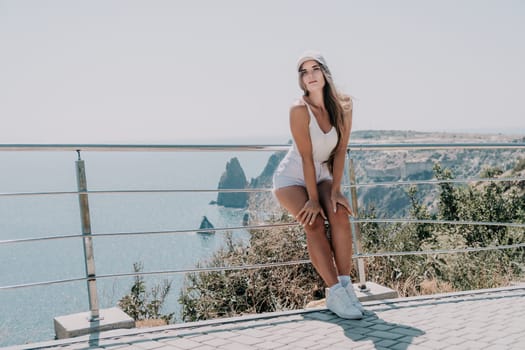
(73, 129), (525, 145)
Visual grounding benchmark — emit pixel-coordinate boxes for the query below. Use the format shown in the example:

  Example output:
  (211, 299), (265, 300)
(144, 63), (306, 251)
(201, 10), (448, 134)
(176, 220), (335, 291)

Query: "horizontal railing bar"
(0, 142), (524, 153)
(0, 233), (85, 245)
(3, 240), (524, 290)
(349, 142), (525, 151)
(0, 222), (298, 245)
(0, 276), (88, 290)
(3, 217), (524, 246)
(96, 260), (313, 279)
(356, 242), (525, 258)
(2, 176), (524, 198)
(0, 188), (272, 198)
(0, 144), (291, 152)
(353, 218), (525, 228)
(0, 188), (275, 198)
(0, 260), (312, 290)
(345, 176), (525, 189)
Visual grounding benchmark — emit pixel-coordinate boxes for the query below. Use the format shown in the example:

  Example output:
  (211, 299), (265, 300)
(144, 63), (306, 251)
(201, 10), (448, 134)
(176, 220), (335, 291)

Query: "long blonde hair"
(300, 63), (351, 174)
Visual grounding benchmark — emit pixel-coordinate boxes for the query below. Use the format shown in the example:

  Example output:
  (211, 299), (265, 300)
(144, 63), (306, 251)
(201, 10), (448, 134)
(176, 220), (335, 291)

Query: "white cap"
(296, 50), (329, 71)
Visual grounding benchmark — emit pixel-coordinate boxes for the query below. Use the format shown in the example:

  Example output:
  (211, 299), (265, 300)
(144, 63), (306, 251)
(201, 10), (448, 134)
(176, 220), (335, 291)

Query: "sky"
(1, 0), (524, 144)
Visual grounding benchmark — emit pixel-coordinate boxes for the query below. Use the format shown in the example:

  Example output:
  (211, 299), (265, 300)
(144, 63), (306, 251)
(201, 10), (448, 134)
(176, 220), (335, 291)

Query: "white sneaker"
(345, 284), (365, 313)
(326, 286), (363, 319)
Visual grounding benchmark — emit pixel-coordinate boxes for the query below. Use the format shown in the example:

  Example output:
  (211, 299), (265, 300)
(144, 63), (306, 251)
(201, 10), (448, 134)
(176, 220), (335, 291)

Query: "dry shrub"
(419, 278), (454, 295)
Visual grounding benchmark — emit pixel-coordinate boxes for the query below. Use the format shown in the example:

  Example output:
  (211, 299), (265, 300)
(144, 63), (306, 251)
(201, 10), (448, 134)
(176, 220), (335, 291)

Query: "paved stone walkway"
(6, 286), (525, 350)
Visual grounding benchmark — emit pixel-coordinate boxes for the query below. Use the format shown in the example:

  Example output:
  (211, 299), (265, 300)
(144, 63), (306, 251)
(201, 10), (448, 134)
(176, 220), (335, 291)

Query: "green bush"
(360, 163), (524, 296)
(118, 262), (174, 323)
(514, 157), (525, 173)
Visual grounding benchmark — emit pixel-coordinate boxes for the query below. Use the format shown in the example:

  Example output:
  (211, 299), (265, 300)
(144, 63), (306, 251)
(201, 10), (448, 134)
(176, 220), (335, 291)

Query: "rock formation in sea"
(216, 157), (249, 208)
(249, 151), (286, 190)
(248, 150), (286, 206)
(198, 216), (215, 234)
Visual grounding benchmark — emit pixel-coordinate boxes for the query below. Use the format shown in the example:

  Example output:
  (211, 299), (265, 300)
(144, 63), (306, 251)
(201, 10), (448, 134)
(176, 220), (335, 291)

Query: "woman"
(273, 51), (364, 319)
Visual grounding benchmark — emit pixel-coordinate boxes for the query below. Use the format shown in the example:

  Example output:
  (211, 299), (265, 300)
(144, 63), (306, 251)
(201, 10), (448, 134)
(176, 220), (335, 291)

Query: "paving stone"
(368, 330), (405, 340)
(444, 336), (470, 346)
(492, 336), (523, 345)
(341, 320), (376, 329)
(416, 339), (449, 349)
(390, 326), (425, 337)
(304, 312), (339, 322)
(304, 344), (330, 350)
(234, 328), (271, 338)
(216, 343), (254, 350)
(288, 339), (319, 348)
(200, 337), (231, 348)
(274, 346), (310, 350)
(375, 339), (400, 348)
(133, 340), (166, 349)
(161, 338), (202, 349)
(343, 326), (376, 335)
(206, 330), (239, 339)
(109, 346), (147, 350)
(370, 323), (396, 332)
(511, 340), (525, 350)
(227, 334), (264, 346)
(437, 346), (466, 350)
(341, 331), (368, 341)
(388, 342), (413, 350)
(454, 340), (490, 349)
(261, 334), (292, 345)
(480, 345), (510, 350)
(190, 345), (216, 350)
(255, 341), (291, 349)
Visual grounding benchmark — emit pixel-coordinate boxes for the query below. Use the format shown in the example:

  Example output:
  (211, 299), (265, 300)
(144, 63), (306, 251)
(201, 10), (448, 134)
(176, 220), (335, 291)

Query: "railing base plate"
(54, 307), (134, 340)
(354, 281), (398, 302)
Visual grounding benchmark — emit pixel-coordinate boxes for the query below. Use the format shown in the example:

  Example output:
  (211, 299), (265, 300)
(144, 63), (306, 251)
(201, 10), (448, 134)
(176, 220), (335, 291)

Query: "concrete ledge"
(53, 307), (134, 339)
(354, 281), (398, 302)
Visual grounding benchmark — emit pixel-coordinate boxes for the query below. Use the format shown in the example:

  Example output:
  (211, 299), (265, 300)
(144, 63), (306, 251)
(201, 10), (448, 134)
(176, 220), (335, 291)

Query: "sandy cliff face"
(348, 130), (524, 217)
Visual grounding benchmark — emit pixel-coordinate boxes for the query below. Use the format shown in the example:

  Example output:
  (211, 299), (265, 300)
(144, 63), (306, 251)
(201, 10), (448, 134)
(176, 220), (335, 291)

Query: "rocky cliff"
(216, 157), (249, 208)
(249, 151), (286, 189)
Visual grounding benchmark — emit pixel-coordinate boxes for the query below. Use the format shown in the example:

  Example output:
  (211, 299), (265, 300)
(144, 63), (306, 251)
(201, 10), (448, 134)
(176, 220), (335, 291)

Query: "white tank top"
(291, 99), (338, 163)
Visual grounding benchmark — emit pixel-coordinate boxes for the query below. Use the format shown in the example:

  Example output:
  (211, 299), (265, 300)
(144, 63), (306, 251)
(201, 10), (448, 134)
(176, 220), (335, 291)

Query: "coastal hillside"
(348, 130), (524, 217)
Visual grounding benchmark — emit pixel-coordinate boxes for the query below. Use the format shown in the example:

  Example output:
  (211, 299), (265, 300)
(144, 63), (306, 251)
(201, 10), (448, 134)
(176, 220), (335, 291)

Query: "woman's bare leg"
(274, 185), (338, 287)
(318, 180), (353, 276)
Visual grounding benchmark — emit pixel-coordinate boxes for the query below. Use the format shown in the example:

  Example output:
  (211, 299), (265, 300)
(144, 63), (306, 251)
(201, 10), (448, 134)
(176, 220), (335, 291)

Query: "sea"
(0, 147), (279, 347)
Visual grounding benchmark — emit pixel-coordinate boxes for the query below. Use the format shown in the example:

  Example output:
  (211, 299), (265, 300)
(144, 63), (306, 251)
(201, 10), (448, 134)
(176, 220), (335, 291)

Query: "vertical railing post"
(346, 150), (369, 291)
(75, 150), (100, 321)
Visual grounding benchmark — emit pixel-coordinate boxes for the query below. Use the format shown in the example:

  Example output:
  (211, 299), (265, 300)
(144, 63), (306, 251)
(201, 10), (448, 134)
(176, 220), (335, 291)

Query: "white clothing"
(273, 99), (338, 189)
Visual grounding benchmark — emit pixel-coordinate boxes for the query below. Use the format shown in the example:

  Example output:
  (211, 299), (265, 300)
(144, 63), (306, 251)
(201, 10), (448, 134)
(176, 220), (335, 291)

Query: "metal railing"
(1, 142), (525, 324)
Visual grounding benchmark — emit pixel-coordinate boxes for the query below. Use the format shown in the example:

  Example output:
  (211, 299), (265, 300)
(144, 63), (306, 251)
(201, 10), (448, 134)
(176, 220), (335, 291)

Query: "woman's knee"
(328, 210), (351, 228)
(303, 216), (326, 235)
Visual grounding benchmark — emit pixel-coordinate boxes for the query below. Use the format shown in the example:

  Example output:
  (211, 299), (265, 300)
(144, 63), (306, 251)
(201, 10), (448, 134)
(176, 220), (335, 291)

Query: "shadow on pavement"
(306, 310), (425, 349)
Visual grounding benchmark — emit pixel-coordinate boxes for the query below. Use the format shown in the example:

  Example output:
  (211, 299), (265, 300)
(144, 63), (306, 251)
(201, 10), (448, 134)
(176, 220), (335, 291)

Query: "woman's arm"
(289, 104), (327, 225)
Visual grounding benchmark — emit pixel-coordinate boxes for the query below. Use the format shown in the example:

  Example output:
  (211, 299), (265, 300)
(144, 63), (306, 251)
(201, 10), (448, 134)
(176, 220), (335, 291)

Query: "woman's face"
(299, 60), (325, 93)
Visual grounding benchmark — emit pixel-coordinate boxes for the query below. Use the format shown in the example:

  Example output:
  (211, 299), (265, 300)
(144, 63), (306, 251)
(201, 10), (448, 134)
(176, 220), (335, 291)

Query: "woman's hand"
(297, 200), (327, 226)
(331, 191), (354, 216)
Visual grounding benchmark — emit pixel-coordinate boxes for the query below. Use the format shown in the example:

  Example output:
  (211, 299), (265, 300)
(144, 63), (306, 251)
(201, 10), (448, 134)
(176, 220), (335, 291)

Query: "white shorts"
(273, 154), (332, 189)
